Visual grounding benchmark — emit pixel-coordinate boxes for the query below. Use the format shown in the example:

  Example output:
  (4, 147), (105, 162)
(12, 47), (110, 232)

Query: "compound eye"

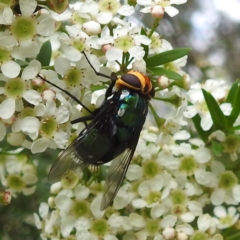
(121, 73), (141, 88)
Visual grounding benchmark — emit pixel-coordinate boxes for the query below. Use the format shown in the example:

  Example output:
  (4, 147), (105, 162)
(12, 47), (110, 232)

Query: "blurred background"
(1, 0), (240, 239)
(163, 0), (240, 83)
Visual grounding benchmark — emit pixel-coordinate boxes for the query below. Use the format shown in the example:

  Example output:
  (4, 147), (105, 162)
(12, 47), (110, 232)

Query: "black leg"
(71, 115), (94, 124)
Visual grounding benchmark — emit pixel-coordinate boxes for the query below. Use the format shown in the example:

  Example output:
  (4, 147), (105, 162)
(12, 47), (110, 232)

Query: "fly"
(37, 52), (155, 210)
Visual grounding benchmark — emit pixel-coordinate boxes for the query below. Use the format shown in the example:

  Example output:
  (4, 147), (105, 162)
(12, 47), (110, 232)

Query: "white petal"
(61, 216), (76, 238)
(134, 34), (151, 45)
(201, 113), (213, 131)
(232, 185), (240, 202)
(128, 46), (145, 60)
(165, 6), (179, 17)
(150, 204), (165, 218)
(171, 0), (187, 4)
(211, 188), (225, 205)
(0, 98), (15, 119)
(56, 105), (70, 123)
(0, 7), (14, 24)
(106, 47), (122, 62)
(34, 104), (45, 116)
(161, 215), (177, 228)
(64, 46), (82, 62)
(22, 173), (38, 184)
(213, 205), (226, 218)
(1, 61), (20, 78)
(82, 21), (101, 35)
(129, 213), (145, 228)
(74, 185), (90, 200)
(137, 0), (152, 6)
(183, 105), (197, 118)
(90, 195), (105, 218)
(0, 121), (6, 141)
(55, 193), (73, 213)
(19, 40), (40, 58)
(220, 103), (232, 116)
(33, 213), (41, 229)
(194, 169), (214, 187)
(118, 5), (134, 16)
(188, 201), (202, 216)
(23, 90), (42, 105)
(36, 14), (55, 36)
(21, 116), (40, 133)
(173, 130), (190, 140)
(180, 212), (195, 223)
(131, 198), (147, 208)
(96, 12), (113, 24)
(19, 0), (37, 16)
(21, 65), (39, 80)
(39, 202), (49, 219)
(31, 137), (50, 153)
(194, 147), (211, 164)
(197, 214), (212, 232)
(22, 185), (36, 195)
(126, 164), (143, 181)
(54, 132), (68, 149)
(140, 6), (151, 13)
(54, 57), (71, 75)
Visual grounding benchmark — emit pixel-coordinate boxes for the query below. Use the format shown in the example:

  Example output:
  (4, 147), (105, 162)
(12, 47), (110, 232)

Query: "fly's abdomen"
(75, 128), (116, 165)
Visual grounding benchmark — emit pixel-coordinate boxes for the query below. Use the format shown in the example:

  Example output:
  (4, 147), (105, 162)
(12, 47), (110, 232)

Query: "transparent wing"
(100, 134), (140, 211)
(48, 120), (103, 180)
(48, 135), (87, 180)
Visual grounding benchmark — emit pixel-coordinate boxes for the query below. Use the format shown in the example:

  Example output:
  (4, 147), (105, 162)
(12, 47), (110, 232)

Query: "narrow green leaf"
(202, 89), (228, 131)
(226, 80), (239, 104)
(192, 113), (209, 142)
(146, 48), (191, 67)
(148, 67), (183, 81)
(36, 40), (52, 67)
(226, 82), (240, 128)
(149, 102), (165, 128)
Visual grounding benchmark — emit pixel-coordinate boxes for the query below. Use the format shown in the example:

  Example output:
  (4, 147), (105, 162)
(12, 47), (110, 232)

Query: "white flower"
(138, 0), (187, 17)
(197, 214), (217, 234)
(184, 80), (229, 131)
(213, 206), (239, 229)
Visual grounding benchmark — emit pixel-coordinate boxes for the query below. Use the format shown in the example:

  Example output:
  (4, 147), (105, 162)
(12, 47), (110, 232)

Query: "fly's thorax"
(117, 89), (148, 128)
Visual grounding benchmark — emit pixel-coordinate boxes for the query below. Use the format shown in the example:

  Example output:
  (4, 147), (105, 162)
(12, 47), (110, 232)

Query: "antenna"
(37, 74), (93, 114)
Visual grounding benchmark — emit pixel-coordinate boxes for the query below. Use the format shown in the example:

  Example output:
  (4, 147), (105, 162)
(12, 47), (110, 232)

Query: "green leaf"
(36, 40), (52, 67)
(226, 80), (239, 104)
(148, 67), (183, 81)
(146, 48), (191, 67)
(202, 89), (228, 131)
(226, 81), (240, 128)
(149, 102), (165, 128)
(141, 28), (149, 60)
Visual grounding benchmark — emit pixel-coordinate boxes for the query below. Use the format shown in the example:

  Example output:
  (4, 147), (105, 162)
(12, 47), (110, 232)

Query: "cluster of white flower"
(1, 0), (240, 239)
(34, 123), (240, 239)
(0, 151), (37, 197)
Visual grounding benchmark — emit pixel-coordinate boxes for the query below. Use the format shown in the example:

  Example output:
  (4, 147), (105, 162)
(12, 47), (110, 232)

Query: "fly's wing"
(48, 118), (105, 180)
(100, 132), (140, 211)
(48, 134), (88, 180)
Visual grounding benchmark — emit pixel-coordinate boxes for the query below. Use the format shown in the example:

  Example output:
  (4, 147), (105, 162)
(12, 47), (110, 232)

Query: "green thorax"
(116, 90), (148, 141)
